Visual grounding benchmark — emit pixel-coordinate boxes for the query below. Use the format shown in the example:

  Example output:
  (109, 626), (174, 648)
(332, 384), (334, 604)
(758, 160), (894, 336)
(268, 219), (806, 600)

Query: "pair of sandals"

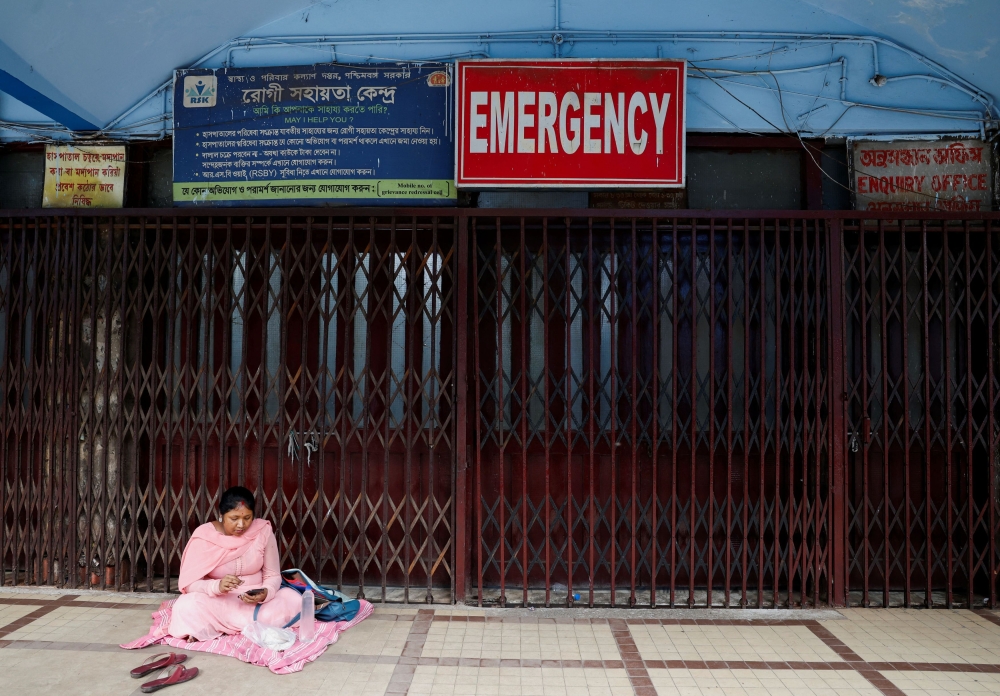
(130, 653), (199, 693)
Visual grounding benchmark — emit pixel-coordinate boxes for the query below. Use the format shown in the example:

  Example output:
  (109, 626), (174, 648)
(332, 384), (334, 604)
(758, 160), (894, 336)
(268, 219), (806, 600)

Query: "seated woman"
(168, 486), (301, 642)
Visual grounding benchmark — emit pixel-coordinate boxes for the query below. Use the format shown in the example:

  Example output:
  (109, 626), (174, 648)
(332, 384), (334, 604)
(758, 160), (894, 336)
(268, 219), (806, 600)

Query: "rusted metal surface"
(2, 212), (456, 601)
(470, 214), (833, 607)
(842, 216), (1000, 608)
(3, 208), (1000, 608)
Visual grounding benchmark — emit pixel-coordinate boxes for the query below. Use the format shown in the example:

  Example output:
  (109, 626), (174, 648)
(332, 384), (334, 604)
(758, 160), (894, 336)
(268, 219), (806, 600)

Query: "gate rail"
(2, 208), (999, 608)
(1, 211), (458, 602)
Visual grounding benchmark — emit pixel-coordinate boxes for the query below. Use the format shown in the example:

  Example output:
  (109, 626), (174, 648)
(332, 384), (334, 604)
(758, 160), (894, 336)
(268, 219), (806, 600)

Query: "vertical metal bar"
(294, 217), (309, 581)
(802, 220), (820, 607)
(650, 218), (659, 608)
(455, 214), (469, 605)
(773, 220), (783, 608)
(496, 216), (507, 607)
(180, 220), (197, 586)
(859, 222), (870, 607)
(26, 218), (43, 587)
(944, 226), (954, 608)
(629, 217), (638, 607)
(448, 217), (456, 603)
(8, 219), (21, 586)
(426, 216), (439, 604)
(144, 218), (162, 592)
(68, 216), (82, 590)
(24, 218), (39, 586)
(799, 220), (811, 608)
(337, 217), (353, 593)
(588, 217), (596, 607)
(689, 217), (697, 608)
(0, 220), (8, 582)
(161, 220), (177, 591)
(813, 220), (824, 607)
(798, 220), (809, 607)
(901, 224), (911, 606)
(361, 217), (377, 601)
(670, 217), (679, 608)
(116, 216), (132, 591)
(472, 217), (484, 607)
(40, 219), (54, 585)
(964, 221), (973, 610)
(741, 219), (751, 607)
(237, 217), (250, 498)
(98, 218), (114, 588)
(519, 217), (528, 607)
(758, 219), (767, 608)
(609, 218), (618, 608)
(878, 221), (890, 607)
(707, 219), (716, 609)
(274, 218), (288, 571)
(199, 220), (215, 585)
(403, 216), (415, 603)
(725, 220), (734, 608)
(921, 223), (933, 608)
(543, 219), (552, 607)
(565, 218), (575, 607)
(318, 217), (332, 590)
(786, 221), (798, 608)
(988, 222), (998, 609)
(382, 218), (396, 602)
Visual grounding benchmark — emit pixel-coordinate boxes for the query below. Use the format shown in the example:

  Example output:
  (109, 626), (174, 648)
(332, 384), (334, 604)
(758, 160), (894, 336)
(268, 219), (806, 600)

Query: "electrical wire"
(698, 63), (987, 206)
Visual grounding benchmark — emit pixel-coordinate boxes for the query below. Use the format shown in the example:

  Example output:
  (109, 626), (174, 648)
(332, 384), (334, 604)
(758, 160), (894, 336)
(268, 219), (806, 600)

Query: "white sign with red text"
(456, 59), (686, 188)
(852, 139), (992, 212)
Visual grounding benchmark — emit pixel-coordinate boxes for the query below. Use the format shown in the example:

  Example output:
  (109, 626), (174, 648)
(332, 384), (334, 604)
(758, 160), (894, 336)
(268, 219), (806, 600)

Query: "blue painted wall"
(0, 0), (996, 140)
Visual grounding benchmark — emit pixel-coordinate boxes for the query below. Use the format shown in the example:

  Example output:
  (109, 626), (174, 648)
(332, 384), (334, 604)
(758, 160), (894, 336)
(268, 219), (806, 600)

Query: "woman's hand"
(240, 588), (268, 604)
(218, 575), (242, 593)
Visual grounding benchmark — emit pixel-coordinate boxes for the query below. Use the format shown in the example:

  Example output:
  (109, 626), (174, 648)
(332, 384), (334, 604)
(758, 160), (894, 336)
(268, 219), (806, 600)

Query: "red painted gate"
(468, 214), (833, 607)
(3, 209), (1000, 608)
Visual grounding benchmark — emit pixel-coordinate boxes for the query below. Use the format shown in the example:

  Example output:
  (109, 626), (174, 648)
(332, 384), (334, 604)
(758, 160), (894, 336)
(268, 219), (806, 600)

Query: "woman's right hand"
(218, 575), (242, 593)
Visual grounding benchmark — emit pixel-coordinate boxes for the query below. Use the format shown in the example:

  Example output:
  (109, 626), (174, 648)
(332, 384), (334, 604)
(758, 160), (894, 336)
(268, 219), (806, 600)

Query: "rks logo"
(183, 76), (217, 107)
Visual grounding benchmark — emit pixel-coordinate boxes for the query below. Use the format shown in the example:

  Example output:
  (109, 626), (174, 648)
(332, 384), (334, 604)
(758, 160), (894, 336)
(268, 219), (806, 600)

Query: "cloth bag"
(279, 568), (362, 624)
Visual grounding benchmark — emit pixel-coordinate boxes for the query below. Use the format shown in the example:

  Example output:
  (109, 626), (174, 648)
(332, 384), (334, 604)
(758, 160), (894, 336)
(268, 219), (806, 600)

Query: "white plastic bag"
(241, 620), (296, 651)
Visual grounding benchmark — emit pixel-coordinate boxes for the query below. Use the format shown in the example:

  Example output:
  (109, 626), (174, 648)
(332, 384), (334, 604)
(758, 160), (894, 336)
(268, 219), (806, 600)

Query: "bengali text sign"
(173, 63), (455, 206)
(852, 139), (992, 212)
(42, 145), (125, 208)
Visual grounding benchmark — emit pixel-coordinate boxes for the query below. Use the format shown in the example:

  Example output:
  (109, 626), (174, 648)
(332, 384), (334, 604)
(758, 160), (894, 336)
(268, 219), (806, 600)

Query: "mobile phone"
(243, 588), (265, 598)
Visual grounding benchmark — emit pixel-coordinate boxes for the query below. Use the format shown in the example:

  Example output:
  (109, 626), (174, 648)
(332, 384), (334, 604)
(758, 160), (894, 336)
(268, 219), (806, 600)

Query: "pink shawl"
(177, 518), (271, 593)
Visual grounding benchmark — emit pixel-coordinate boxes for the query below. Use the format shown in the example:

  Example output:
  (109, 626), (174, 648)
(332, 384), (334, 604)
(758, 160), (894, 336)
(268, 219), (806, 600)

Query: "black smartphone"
(242, 588), (265, 599)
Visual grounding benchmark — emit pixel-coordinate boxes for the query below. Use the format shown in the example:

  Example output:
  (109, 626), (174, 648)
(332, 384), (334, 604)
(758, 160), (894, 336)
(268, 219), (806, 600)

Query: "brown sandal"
(140, 665), (199, 693)
(130, 653), (188, 679)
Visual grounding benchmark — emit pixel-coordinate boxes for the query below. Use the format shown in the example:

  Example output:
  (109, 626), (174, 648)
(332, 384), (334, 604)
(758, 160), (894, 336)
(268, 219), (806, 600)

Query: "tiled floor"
(629, 624), (843, 663)
(1, 589), (1000, 695)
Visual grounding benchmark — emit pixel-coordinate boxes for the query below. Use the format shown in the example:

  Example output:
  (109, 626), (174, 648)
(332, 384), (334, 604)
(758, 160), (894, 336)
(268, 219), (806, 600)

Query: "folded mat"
(121, 597), (373, 674)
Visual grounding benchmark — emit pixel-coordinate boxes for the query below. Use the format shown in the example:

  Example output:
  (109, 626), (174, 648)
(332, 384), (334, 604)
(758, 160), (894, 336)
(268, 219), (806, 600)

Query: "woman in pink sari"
(168, 487), (301, 642)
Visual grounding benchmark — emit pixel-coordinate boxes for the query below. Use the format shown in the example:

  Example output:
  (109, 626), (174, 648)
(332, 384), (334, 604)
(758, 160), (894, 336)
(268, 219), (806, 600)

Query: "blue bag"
(279, 568), (361, 624)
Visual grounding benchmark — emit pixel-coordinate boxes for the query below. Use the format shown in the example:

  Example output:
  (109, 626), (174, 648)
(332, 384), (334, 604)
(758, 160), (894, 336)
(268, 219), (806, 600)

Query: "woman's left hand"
(240, 588), (268, 604)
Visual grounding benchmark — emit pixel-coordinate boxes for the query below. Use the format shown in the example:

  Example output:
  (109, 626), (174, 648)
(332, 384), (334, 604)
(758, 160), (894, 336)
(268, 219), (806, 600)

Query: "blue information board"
(172, 63), (455, 206)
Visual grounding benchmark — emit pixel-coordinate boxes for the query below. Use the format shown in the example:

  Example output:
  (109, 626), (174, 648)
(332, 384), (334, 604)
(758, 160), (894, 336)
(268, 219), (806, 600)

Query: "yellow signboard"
(42, 145), (126, 208)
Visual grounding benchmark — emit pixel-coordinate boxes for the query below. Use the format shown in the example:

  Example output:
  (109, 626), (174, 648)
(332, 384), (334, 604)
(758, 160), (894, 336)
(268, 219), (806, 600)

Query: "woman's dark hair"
(219, 486), (255, 515)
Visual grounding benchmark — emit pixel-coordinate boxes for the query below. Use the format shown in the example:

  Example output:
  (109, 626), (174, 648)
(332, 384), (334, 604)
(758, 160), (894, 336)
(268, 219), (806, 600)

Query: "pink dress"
(167, 519), (302, 641)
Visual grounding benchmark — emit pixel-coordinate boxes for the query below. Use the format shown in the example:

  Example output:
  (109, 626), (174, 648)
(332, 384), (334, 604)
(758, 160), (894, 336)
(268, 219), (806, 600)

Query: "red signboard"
(455, 59), (686, 188)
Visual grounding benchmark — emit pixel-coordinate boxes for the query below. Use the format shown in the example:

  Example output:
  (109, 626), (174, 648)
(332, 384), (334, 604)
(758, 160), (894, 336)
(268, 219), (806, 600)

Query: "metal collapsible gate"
(841, 217), (1000, 608)
(0, 213), (457, 601)
(2, 210), (1000, 608)
(470, 215), (832, 608)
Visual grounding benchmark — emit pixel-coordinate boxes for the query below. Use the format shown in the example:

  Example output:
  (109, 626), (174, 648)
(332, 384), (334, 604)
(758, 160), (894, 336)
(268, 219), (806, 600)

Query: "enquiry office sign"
(455, 59), (685, 188)
(173, 63), (455, 206)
